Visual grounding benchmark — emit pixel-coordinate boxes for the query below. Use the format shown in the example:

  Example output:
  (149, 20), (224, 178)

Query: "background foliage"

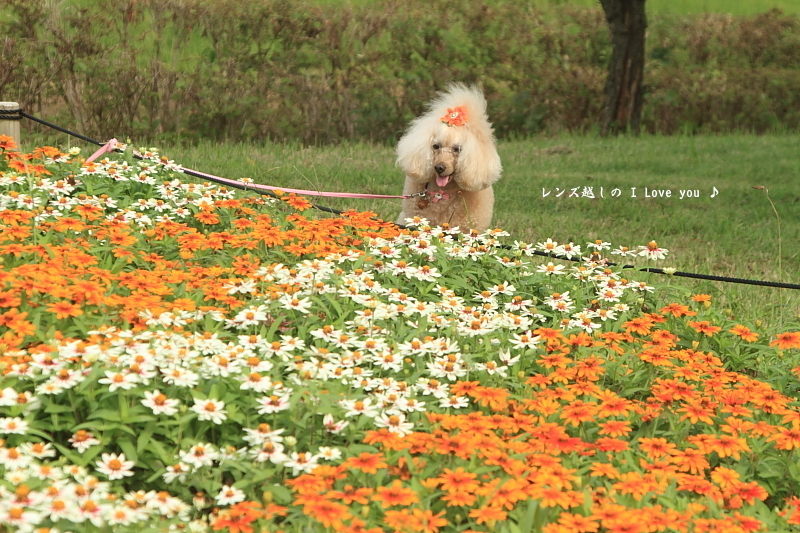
(2, 0), (800, 143)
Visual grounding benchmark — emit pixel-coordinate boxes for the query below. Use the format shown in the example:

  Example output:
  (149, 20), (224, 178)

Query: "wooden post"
(0, 102), (22, 149)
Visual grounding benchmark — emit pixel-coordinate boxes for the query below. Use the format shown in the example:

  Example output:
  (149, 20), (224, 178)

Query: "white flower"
(162, 366), (200, 388)
(439, 395), (470, 409)
(242, 424), (285, 446)
(142, 389), (180, 416)
(231, 305), (269, 328)
(322, 414), (349, 434)
(474, 360), (509, 377)
(20, 441), (56, 459)
(215, 485), (246, 506)
(536, 238), (559, 252)
(536, 262), (567, 275)
(374, 412), (414, 436)
(0, 387), (17, 406)
(339, 397), (380, 418)
(317, 446), (342, 461)
(284, 451), (319, 474)
(279, 294), (313, 314)
(98, 370), (140, 392)
(181, 443), (219, 467)
(163, 462), (191, 483)
(239, 372), (273, 393)
(0, 506), (44, 531)
(69, 430), (101, 453)
(587, 240), (611, 251)
(498, 350), (520, 366)
(256, 393), (291, 414)
(0, 446), (32, 469)
(638, 241), (668, 260)
(415, 378), (449, 399)
(95, 452), (135, 480)
(191, 398), (228, 424)
(0, 416), (29, 435)
(251, 441), (287, 464)
(105, 505), (140, 526)
(554, 242), (581, 259)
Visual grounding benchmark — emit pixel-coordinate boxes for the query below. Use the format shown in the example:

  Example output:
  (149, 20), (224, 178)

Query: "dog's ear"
(396, 117), (434, 181)
(457, 127), (502, 192)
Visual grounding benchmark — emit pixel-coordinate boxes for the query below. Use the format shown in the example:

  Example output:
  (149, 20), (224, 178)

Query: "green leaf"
(118, 438), (138, 462)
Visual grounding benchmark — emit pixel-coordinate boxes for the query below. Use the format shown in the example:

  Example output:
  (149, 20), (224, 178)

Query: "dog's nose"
(434, 164), (446, 175)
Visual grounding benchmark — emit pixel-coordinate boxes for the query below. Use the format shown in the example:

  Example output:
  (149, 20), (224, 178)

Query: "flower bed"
(1, 136), (799, 532)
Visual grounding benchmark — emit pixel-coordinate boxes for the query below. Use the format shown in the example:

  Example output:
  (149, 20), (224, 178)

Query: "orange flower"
(771, 331), (800, 350)
(670, 447), (709, 475)
(328, 485), (373, 505)
(710, 466), (740, 489)
(468, 504), (507, 525)
(659, 303), (696, 317)
(691, 294), (712, 303)
(195, 211), (220, 224)
(769, 427), (800, 450)
(555, 512), (599, 533)
(708, 433), (750, 459)
(637, 437), (677, 459)
(0, 134), (17, 150)
(589, 462), (619, 479)
(611, 472), (660, 501)
(467, 385), (509, 411)
(560, 401), (598, 426)
(343, 452), (388, 474)
(728, 325), (759, 342)
(303, 498), (350, 528)
(47, 301), (84, 319)
(373, 480), (418, 507)
(284, 194), (312, 211)
(407, 508), (448, 533)
(688, 320), (721, 337)
(480, 478), (528, 510)
(441, 490), (476, 507)
(623, 316), (653, 336)
(440, 106), (468, 127)
(677, 401), (715, 425)
(600, 420), (631, 437)
(211, 501), (264, 533)
(434, 467), (479, 494)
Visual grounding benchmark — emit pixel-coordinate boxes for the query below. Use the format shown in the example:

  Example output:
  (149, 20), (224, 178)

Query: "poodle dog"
(396, 83), (502, 231)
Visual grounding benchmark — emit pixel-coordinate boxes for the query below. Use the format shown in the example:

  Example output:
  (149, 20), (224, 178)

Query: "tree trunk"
(600, 0), (647, 135)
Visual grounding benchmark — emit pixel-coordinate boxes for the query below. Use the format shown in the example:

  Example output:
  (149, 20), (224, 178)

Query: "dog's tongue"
(436, 175), (450, 187)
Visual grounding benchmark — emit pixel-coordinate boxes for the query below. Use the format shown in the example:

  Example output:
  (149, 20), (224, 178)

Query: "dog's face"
(431, 138), (461, 188)
(396, 85), (502, 193)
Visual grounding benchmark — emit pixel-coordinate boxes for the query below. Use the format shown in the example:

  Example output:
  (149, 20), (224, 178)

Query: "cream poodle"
(396, 83), (502, 231)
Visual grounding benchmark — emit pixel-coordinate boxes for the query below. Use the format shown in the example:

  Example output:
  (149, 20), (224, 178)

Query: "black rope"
(528, 249), (800, 290)
(16, 111), (799, 290)
(0, 108), (23, 121)
(21, 111), (105, 146)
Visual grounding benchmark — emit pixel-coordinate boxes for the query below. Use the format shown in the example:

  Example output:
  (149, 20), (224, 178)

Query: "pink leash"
(85, 138), (119, 164)
(186, 168), (416, 200)
(84, 138), (419, 200)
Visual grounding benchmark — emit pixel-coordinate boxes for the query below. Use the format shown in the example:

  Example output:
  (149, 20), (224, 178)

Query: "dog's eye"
(432, 143), (440, 150)
(452, 145), (461, 154)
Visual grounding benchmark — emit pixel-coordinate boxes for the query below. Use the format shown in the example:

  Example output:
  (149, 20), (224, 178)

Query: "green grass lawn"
(154, 135), (799, 331)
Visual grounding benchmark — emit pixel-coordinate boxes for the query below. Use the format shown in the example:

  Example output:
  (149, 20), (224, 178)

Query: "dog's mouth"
(436, 174), (452, 188)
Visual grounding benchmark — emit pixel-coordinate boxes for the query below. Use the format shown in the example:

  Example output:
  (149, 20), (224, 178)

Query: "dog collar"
(423, 182), (453, 203)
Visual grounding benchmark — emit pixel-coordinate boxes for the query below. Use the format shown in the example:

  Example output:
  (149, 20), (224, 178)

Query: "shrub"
(1, 1), (799, 141)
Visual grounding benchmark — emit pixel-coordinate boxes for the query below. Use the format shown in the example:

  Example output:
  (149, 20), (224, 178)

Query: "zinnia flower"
(95, 452), (135, 480)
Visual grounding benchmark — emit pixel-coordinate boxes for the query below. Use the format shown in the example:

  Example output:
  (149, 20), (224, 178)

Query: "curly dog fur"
(396, 84), (502, 231)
